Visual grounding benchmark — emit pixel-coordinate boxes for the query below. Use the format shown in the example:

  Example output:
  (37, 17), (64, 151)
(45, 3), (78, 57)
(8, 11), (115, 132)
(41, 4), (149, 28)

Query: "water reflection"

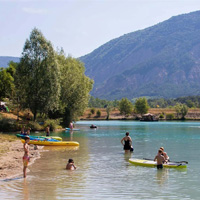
(22, 178), (29, 200)
(155, 168), (169, 186)
(123, 152), (133, 163)
(44, 146), (79, 151)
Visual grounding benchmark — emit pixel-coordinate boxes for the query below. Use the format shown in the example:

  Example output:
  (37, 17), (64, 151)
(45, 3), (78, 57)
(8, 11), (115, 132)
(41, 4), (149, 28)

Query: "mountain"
(80, 11), (200, 100)
(0, 56), (20, 68)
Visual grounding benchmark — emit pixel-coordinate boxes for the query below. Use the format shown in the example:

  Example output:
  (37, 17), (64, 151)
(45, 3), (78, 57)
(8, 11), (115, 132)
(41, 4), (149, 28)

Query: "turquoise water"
(1, 121), (200, 199)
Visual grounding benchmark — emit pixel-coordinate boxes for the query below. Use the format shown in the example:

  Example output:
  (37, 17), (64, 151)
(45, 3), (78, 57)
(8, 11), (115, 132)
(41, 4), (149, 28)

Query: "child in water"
(66, 159), (76, 170)
(23, 136), (30, 177)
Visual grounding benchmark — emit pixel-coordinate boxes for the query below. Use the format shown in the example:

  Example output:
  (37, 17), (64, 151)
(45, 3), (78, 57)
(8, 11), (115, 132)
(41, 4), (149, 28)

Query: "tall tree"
(134, 97), (149, 116)
(175, 103), (188, 119)
(0, 62), (16, 99)
(15, 28), (60, 120)
(56, 52), (93, 126)
(119, 98), (133, 117)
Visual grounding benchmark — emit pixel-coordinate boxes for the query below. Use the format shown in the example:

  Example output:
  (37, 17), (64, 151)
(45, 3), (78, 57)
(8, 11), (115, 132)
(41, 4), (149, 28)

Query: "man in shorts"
(154, 149), (165, 169)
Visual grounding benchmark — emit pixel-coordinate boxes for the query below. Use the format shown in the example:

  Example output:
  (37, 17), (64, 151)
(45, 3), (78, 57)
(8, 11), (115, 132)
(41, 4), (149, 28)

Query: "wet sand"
(0, 140), (44, 180)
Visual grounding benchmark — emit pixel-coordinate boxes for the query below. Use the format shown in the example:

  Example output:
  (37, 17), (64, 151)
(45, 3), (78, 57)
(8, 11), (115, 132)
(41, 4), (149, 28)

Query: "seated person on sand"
(66, 159), (76, 170)
(160, 147), (170, 162)
(154, 149), (165, 169)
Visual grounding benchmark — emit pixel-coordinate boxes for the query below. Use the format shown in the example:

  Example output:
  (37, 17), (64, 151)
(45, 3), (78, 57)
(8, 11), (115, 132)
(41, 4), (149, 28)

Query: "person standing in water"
(121, 132), (132, 153)
(154, 149), (165, 169)
(69, 121), (73, 130)
(45, 126), (50, 136)
(23, 136), (30, 178)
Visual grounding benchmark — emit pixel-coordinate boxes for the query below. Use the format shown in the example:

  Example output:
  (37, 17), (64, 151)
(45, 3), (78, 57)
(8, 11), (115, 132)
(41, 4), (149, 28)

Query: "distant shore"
(80, 108), (200, 120)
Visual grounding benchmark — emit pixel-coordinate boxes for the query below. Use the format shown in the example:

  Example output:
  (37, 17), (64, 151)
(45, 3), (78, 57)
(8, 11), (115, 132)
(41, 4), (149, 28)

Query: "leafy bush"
(90, 108), (96, 115)
(166, 113), (174, 120)
(96, 110), (101, 117)
(44, 119), (61, 131)
(0, 118), (20, 132)
(28, 121), (43, 131)
(159, 113), (165, 119)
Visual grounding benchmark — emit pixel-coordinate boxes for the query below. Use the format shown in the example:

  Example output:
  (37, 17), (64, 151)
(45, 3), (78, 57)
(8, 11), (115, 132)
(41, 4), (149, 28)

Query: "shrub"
(90, 108), (96, 115)
(0, 118), (20, 132)
(166, 113), (174, 120)
(88, 113), (91, 118)
(28, 121), (43, 131)
(159, 113), (164, 119)
(44, 119), (61, 131)
(96, 110), (101, 118)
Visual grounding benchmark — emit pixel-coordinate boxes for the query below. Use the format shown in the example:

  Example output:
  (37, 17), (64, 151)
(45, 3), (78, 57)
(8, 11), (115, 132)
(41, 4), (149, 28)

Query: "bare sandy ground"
(0, 140), (44, 180)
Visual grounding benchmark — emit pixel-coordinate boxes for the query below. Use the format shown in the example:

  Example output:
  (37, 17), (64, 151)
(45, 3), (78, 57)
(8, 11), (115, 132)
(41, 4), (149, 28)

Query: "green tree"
(56, 52), (93, 126)
(181, 104), (188, 119)
(96, 109), (101, 118)
(90, 108), (95, 115)
(186, 100), (195, 108)
(15, 28), (61, 120)
(0, 62), (16, 99)
(134, 97), (149, 116)
(175, 103), (181, 119)
(175, 103), (188, 119)
(119, 98), (133, 117)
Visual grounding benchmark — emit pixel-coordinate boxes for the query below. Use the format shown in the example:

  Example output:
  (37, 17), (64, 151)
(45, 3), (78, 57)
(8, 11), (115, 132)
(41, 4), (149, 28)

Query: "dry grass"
(80, 108), (200, 120)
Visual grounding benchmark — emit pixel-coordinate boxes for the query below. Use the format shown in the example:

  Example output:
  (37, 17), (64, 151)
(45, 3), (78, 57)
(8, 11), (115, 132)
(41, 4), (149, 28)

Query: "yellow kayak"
(129, 159), (187, 168)
(21, 139), (79, 146)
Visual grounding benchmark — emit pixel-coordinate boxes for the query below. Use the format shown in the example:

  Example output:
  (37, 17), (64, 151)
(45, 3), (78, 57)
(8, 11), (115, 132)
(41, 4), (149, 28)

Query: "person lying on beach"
(160, 147), (170, 162)
(23, 136), (30, 178)
(154, 149), (165, 169)
(66, 159), (76, 170)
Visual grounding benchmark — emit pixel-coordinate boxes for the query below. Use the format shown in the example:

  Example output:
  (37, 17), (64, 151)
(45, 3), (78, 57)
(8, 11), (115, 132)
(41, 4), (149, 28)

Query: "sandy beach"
(0, 140), (44, 180)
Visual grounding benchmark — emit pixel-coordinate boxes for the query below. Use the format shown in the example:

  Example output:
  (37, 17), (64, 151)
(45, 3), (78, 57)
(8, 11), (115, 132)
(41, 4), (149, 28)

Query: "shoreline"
(0, 140), (44, 181)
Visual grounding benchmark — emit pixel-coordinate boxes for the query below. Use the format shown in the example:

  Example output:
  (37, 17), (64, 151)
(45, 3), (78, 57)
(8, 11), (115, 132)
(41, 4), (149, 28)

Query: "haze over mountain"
(80, 10), (200, 100)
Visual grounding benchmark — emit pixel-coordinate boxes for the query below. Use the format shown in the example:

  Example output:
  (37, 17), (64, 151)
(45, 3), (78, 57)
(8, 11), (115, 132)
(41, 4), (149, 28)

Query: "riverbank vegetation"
(1, 28), (200, 132)
(0, 28), (93, 132)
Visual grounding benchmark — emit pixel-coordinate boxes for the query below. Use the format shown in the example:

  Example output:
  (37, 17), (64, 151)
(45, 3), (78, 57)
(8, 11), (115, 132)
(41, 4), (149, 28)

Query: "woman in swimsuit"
(121, 132), (132, 153)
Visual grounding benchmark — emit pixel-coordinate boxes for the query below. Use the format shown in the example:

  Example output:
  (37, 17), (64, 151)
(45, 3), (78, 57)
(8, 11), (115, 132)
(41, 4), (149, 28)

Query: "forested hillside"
(80, 10), (200, 100)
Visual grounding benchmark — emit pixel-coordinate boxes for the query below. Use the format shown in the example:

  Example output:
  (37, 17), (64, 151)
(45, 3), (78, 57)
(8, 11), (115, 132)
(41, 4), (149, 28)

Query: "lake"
(1, 120), (200, 199)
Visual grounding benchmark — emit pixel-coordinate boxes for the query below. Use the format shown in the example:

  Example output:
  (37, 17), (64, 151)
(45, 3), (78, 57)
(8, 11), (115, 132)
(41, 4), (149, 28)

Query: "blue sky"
(1, 0), (200, 58)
